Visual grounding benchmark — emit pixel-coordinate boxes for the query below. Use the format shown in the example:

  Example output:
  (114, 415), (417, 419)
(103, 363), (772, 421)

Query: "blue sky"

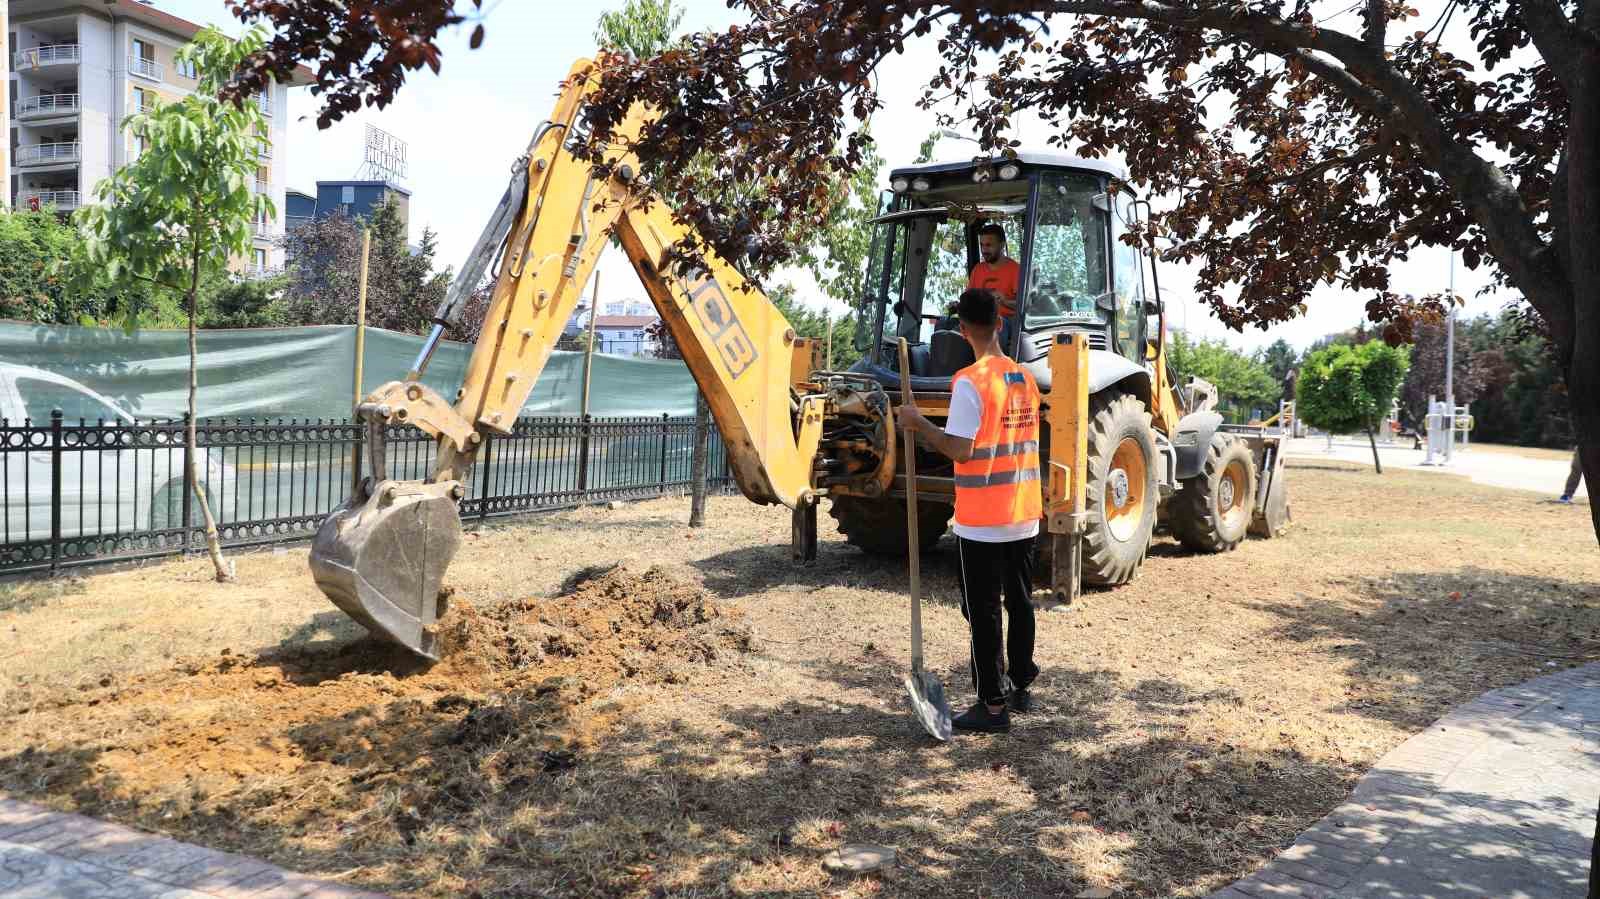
(154, 0), (1520, 351)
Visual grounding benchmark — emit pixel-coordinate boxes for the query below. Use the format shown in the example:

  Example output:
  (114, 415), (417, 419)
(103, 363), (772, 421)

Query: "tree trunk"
(688, 389), (709, 527)
(187, 245), (233, 583)
(1366, 422), (1383, 474)
(1591, 787), (1600, 899)
(1567, 23), (1600, 551)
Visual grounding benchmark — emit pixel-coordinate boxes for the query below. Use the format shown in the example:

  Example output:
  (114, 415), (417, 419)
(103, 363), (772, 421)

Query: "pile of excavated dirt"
(0, 563), (754, 892)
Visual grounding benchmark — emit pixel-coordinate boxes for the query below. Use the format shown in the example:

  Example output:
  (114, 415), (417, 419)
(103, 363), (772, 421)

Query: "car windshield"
(15, 376), (128, 424)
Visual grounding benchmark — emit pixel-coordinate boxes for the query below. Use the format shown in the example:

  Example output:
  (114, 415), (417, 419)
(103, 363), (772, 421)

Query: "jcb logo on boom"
(688, 277), (758, 379)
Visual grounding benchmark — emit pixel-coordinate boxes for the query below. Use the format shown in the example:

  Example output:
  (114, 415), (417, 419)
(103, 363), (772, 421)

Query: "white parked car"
(0, 362), (235, 545)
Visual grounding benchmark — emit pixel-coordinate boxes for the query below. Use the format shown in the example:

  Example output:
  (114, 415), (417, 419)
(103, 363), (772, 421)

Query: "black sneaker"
(953, 702), (1010, 734)
(1008, 687), (1032, 714)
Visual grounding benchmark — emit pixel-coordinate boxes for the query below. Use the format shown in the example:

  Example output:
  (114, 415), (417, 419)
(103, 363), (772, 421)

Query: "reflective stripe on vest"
(966, 440), (1039, 461)
(953, 467), (1041, 488)
(952, 356), (1043, 528)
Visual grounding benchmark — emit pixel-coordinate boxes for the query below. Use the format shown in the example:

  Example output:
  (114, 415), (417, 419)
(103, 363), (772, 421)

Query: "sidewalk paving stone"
(1209, 663), (1599, 898)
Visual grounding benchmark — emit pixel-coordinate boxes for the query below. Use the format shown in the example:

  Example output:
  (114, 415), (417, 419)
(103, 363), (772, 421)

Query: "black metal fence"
(0, 412), (731, 575)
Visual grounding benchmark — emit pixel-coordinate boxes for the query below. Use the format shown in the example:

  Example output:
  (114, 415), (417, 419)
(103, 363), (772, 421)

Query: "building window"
(176, 57), (196, 79)
(133, 87), (154, 114)
(252, 248), (267, 273)
(130, 39), (160, 80)
(341, 186), (355, 204)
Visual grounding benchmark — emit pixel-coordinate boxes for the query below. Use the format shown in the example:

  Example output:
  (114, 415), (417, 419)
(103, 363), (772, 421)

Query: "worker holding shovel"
(898, 288), (1043, 734)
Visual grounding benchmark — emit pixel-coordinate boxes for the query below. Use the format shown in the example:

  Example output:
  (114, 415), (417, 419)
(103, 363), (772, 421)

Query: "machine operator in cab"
(896, 288), (1042, 734)
(969, 223), (1021, 318)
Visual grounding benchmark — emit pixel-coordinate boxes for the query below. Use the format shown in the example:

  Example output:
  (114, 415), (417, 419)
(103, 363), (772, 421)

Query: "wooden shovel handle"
(897, 338), (924, 672)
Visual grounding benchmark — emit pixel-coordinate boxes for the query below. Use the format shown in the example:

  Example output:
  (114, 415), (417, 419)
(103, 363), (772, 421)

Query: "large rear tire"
(1171, 433), (1255, 552)
(1082, 391), (1157, 586)
(829, 494), (952, 555)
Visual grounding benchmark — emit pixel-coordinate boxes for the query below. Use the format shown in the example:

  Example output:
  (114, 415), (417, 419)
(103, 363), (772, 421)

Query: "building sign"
(362, 125), (408, 181)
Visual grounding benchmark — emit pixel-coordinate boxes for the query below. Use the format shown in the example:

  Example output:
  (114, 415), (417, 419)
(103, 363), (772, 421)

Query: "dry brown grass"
(2, 461), (1598, 897)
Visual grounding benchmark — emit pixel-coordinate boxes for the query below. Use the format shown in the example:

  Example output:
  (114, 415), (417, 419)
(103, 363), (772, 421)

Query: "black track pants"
(955, 535), (1038, 706)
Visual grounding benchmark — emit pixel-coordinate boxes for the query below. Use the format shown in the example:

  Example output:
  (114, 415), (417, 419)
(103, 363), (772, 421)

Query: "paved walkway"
(1283, 437), (1587, 499)
(1211, 663), (1600, 899)
(0, 800), (384, 898)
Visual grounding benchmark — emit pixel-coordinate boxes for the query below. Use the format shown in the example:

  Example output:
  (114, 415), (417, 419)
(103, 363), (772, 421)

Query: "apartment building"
(3, 0), (306, 272)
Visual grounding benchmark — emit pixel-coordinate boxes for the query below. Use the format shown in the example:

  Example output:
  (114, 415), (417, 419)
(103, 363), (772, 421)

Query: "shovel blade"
(903, 670), (953, 741)
(309, 479), (463, 660)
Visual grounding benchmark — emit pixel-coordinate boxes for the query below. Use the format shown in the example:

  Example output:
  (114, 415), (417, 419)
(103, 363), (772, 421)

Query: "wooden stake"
(350, 229), (371, 493)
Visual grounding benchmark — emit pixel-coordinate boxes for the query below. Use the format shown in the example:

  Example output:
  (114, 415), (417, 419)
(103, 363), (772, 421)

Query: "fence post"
(49, 409), (62, 575)
(478, 433), (493, 522)
(689, 391), (709, 527)
(577, 415), (591, 493)
(181, 412), (194, 552)
(659, 412), (670, 495)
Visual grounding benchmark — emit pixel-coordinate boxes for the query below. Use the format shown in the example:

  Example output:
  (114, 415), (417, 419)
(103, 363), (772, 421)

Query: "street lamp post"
(1445, 252), (1456, 464)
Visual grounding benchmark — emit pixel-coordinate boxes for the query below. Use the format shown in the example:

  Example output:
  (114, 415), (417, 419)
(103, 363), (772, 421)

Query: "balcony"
(15, 142), (82, 167)
(18, 189), (81, 211)
(250, 220), (276, 239)
(254, 179), (271, 195)
(13, 44), (80, 69)
(16, 93), (80, 120)
(129, 55), (162, 81)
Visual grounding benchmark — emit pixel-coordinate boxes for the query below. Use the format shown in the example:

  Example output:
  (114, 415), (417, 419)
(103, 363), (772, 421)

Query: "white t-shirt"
(944, 375), (1040, 543)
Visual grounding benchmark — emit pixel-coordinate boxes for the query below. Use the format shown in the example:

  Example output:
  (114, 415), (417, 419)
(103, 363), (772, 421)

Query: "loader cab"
(852, 153), (1154, 393)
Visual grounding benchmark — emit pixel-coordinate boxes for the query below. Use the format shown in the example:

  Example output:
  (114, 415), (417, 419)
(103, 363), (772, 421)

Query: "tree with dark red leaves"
(222, 1), (1600, 550)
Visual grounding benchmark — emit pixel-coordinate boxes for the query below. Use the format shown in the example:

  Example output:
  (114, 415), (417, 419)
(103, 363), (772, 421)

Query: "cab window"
(1024, 172), (1110, 329)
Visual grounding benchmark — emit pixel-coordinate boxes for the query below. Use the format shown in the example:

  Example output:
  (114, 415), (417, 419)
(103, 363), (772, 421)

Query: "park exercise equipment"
(308, 58), (1292, 659)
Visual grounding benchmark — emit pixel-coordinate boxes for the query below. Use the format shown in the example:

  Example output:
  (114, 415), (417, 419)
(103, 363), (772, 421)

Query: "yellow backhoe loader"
(309, 59), (1291, 659)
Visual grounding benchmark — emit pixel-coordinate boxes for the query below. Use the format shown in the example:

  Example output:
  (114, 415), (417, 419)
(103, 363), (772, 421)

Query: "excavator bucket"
(309, 479), (463, 660)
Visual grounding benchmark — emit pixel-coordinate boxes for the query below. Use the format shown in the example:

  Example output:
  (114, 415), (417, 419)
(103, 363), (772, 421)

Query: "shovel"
(897, 338), (953, 742)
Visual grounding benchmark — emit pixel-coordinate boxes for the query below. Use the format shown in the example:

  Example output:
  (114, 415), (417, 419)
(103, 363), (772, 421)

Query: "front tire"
(1171, 433), (1255, 552)
(1082, 391), (1157, 586)
(829, 494), (952, 555)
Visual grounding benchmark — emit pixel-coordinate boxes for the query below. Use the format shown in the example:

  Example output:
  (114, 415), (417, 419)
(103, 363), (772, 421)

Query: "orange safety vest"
(952, 355), (1043, 528)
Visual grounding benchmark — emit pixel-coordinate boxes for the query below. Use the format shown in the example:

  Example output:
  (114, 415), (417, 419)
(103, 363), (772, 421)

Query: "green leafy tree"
(1461, 309), (1572, 449)
(281, 201), (449, 334)
(1297, 341), (1411, 473)
(202, 274), (290, 329)
(1, 208), (86, 323)
(0, 208), (172, 326)
(73, 26), (276, 582)
(1256, 338), (1299, 405)
(1167, 331), (1280, 424)
(594, 0), (682, 59)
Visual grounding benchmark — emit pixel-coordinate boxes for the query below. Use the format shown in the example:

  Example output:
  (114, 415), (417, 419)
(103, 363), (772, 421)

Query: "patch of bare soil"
(2, 462), (1598, 898)
(0, 563), (754, 896)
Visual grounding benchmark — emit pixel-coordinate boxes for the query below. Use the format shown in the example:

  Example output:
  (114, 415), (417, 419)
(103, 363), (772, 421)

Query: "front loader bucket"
(309, 479), (463, 660)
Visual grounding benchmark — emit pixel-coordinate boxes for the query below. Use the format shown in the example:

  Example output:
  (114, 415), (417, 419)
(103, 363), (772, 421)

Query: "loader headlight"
(998, 163), (1021, 180)
(972, 168), (993, 184)
(891, 176), (910, 192)
(911, 177), (932, 192)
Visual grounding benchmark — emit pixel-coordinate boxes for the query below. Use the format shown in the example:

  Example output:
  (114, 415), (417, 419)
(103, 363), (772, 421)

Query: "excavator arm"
(309, 59), (892, 658)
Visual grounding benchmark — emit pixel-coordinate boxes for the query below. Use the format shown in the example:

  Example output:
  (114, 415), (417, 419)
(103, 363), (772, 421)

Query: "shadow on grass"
(1244, 565), (1600, 731)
